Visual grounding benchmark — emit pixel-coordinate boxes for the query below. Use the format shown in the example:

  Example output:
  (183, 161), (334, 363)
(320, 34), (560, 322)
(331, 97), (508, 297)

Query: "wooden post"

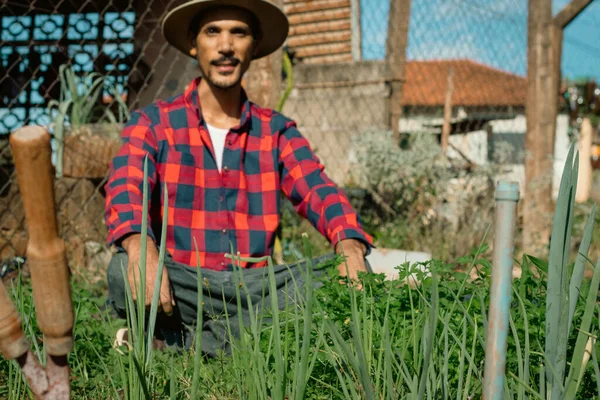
(7, 125), (73, 399)
(576, 118), (593, 203)
(441, 67), (455, 153)
(553, 0), (594, 28)
(386, 0), (412, 142)
(523, 0), (553, 250)
(10, 127), (74, 357)
(523, 0), (592, 250)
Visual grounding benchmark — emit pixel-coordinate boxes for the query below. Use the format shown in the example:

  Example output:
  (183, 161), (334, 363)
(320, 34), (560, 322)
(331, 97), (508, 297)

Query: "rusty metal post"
(483, 181), (520, 400)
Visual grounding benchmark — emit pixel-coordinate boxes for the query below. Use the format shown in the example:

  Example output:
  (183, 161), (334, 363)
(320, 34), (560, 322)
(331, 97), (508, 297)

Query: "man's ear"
(188, 35), (198, 57)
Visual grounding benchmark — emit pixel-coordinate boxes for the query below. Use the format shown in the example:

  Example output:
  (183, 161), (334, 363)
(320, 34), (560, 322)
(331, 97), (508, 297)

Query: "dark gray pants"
(107, 252), (360, 357)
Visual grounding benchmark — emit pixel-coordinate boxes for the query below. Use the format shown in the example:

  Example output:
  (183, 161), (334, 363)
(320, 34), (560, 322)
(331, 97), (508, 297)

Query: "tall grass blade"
(306, 318), (325, 385)
(565, 256), (600, 398)
(136, 155), (150, 359)
(169, 356), (176, 400)
(320, 333), (356, 399)
(293, 234), (314, 400)
(266, 254), (285, 399)
(417, 272), (438, 400)
(84, 325), (121, 399)
(131, 356), (151, 399)
(191, 238), (204, 400)
(540, 364), (546, 399)
(382, 301), (396, 400)
(120, 263), (138, 349)
(512, 288), (530, 394)
(519, 255), (530, 302)
(591, 333), (600, 399)
(225, 252), (281, 398)
(146, 183), (169, 364)
(462, 317), (479, 400)
(457, 320), (467, 398)
(441, 283), (485, 348)
(568, 204), (596, 334)
(507, 371), (544, 400)
(544, 354), (566, 395)
(509, 313), (525, 400)
(345, 263), (375, 400)
(443, 315), (450, 400)
(80, 76), (105, 123)
(446, 229), (490, 318)
(546, 143), (576, 395)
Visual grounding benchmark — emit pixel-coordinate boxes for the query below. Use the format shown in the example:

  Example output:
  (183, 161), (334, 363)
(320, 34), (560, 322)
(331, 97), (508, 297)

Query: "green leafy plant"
(348, 130), (496, 260)
(47, 64), (129, 178)
(541, 144), (600, 399)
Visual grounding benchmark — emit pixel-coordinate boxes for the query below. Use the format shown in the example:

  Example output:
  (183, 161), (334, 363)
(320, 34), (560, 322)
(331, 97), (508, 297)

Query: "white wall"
(447, 130), (488, 165)
(399, 113), (571, 200)
(552, 115), (571, 199)
(493, 114), (570, 200)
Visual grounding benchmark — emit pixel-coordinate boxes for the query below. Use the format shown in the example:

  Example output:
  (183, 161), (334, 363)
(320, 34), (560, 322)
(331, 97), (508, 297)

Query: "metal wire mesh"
(0, 0), (532, 267)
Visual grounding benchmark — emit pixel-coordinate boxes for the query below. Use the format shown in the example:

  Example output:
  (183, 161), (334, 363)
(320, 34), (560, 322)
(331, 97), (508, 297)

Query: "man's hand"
(122, 234), (174, 315)
(335, 239), (368, 284)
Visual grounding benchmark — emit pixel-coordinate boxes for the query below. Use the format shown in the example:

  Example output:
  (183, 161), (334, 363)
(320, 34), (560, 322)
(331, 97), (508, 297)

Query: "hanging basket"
(62, 124), (123, 179)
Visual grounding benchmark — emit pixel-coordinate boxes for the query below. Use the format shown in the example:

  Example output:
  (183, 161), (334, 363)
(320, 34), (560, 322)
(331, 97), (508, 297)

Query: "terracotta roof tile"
(402, 59), (526, 107)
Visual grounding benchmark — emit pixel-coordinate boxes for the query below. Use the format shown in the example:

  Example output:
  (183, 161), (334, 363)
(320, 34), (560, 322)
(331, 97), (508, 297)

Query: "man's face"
(190, 8), (257, 90)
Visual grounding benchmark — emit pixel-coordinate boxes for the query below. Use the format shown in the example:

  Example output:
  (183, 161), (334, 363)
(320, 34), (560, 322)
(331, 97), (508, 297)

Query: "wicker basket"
(63, 124), (123, 179)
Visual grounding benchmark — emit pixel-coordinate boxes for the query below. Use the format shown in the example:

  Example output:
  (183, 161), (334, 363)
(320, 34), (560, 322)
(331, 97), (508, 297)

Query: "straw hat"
(162, 0), (289, 60)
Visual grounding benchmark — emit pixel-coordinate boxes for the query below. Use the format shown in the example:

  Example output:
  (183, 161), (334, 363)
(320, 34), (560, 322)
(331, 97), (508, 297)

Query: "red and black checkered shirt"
(105, 78), (372, 270)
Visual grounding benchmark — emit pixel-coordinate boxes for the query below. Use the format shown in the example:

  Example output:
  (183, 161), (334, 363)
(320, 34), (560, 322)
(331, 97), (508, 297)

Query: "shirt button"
(223, 166), (229, 173)
(221, 261), (225, 266)
(222, 229), (227, 234)
(219, 195), (224, 202)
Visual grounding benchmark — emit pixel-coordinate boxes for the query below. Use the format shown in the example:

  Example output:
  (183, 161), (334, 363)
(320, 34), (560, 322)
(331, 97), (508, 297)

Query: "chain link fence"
(0, 0), (542, 268)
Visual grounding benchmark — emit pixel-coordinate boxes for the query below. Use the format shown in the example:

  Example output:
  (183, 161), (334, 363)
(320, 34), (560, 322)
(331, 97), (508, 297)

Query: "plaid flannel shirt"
(105, 77), (373, 270)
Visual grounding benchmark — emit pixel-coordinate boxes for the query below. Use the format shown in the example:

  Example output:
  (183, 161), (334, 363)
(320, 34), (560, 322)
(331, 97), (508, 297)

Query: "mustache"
(211, 56), (240, 66)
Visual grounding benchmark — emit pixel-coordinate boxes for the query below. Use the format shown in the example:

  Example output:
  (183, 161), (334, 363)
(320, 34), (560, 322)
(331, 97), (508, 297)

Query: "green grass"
(1, 147), (600, 399)
(1, 249), (599, 399)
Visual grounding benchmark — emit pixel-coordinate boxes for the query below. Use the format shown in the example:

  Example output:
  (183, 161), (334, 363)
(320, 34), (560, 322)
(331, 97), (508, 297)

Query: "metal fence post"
(483, 180), (520, 400)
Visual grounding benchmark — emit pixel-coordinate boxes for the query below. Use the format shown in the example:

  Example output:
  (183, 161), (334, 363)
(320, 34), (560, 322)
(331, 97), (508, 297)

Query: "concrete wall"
(281, 60), (390, 184)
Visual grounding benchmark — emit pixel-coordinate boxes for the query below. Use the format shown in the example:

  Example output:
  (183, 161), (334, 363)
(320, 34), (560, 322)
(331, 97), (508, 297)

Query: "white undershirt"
(206, 123), (229, 172)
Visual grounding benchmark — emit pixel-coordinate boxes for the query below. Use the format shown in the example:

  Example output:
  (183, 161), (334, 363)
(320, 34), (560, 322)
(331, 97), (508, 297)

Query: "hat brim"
(162, 0), (289, 60)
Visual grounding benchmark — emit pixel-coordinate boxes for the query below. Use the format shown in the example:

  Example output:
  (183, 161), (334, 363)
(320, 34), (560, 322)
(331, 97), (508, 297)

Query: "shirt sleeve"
(278, 118), (374, 252)
(104, 110), (159, 247)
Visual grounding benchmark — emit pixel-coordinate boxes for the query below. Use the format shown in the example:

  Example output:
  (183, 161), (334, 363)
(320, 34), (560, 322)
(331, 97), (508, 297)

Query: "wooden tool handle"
(10, 126), (74, 356)
(0, 282), (29, 359)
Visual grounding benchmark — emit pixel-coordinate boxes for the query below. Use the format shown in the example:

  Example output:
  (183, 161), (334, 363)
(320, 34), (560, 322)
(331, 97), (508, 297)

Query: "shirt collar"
(184, 77), (252, 132)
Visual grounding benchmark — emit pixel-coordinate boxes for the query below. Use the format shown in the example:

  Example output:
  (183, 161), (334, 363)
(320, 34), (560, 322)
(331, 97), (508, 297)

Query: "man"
(105, 0), (373, 355)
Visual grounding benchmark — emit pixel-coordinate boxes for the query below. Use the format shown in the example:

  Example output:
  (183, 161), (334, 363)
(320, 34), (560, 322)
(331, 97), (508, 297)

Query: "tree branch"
(553, 0), (594, 28)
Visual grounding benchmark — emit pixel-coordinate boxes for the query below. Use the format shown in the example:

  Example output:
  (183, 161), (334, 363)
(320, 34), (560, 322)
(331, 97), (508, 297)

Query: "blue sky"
(360, 0), (600, 81)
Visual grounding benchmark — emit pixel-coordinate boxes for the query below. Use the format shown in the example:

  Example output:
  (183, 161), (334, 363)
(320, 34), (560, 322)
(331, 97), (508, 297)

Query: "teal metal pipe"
(483, 181), (520, 400)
